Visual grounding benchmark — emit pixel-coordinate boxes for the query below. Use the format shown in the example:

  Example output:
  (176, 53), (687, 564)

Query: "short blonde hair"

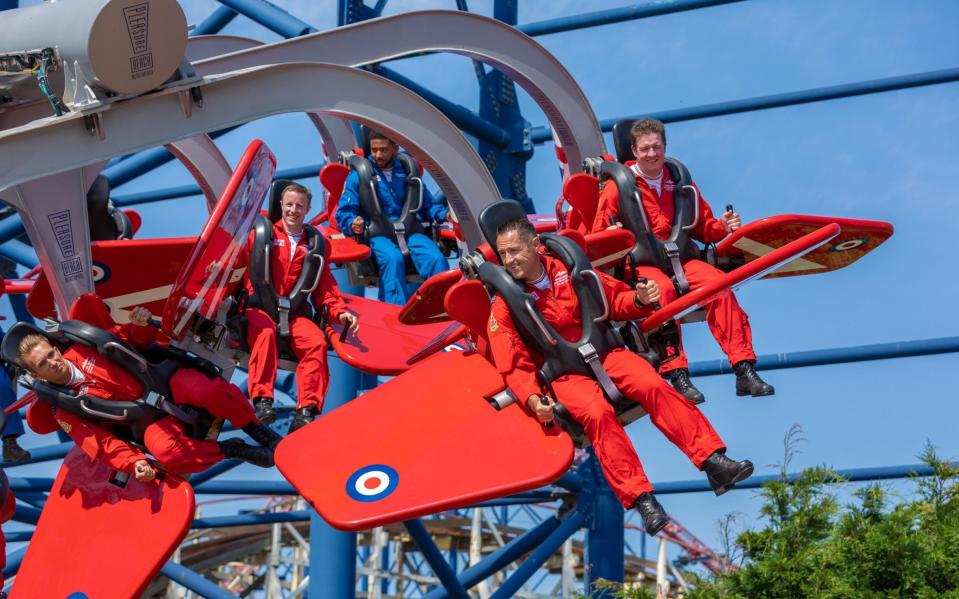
(17, 333), (49, 368)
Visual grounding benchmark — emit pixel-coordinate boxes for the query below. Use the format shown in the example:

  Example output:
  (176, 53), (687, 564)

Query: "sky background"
(7, 0), (959, 582)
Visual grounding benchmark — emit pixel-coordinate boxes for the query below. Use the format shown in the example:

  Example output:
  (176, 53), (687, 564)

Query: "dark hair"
(281, 182), (312, 203)
(629, 118), (667, 146)
(368, 130), (395, 145)
(495, 217), (537, 243)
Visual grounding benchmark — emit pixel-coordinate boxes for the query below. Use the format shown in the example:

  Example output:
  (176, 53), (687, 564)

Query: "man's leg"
(287, 317), (330, 433)
(170, 369), (256, 429)
(407, 232), (448, 279)
(0, 369), (30, 463)
(370, 236), (409, 305)
(603, 349), (725, 468)
(245, 307), (280, 421)
(550, 374), (652, 508)
(143, 417), (223, 474)
(633, 266), (704, 403)
(682, 260), (773, 396)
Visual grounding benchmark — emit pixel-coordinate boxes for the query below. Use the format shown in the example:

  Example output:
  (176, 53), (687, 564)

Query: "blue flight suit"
(336, 155), (449, 305)
(0, 328), (25, 441)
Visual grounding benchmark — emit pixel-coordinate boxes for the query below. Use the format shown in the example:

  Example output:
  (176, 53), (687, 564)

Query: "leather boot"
(288, 406), (316, 434)
(218, 438), (274, 468)
(253, 397), (276, 424)
(664, 368), (705, 404)
(702, 450), (753, 496)
(242, 422), (283, 449)
(2, 436), (31, 463)
(734, 360), (775, 397)
(633, 492), (669, 536)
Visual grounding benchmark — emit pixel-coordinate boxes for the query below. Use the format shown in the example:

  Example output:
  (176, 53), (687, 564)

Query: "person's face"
(280, 191), (310, 232)
(631, 132), (666, 177)
(370, 138), (397, 169)
(496, 230), (542, 283)
(23, 339), (71, 384)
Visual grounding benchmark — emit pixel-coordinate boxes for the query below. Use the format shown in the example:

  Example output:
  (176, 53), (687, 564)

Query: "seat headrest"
(268, 179), (298, 223)
(478, 199), (528, 252)
(1, 321), (50, 368)
(611, 119), (637, 165)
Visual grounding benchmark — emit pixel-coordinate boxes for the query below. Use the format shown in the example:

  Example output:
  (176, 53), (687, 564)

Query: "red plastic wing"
(10, 448), (194, 599)
(562, 173), (601, 233)
(275, 351), (572, 531)
(715, 214), (893, 279)
(642, 223), (841, 331)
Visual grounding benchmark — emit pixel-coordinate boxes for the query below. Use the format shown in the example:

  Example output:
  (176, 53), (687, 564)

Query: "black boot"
(633, 492), (670, 536)
(242, 422), (283, 449)
(665, 368), (705, 404)
(733, 360), (775, 397)
(288, 406), (316, 434)
(253, 397), (276, 424)
(2, 436), (31, 463)
(702, 450), (753, 496)
(218, 438), (275, 468)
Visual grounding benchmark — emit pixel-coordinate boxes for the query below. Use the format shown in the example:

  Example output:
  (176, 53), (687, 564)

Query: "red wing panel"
(715, 214), (893, 279)
(275, 351), (572, 531)
(563, 173), (600, 232)
(583, 228), (636, 269)
(397, 268), (464, 325)
(315, 225), (372, 263)
(642, 223), (841, 331)
(162, 140), (276, 340)
(26, 238), (196, 321)
(328, 293), (462, 375)
(10, 448), (194, 599)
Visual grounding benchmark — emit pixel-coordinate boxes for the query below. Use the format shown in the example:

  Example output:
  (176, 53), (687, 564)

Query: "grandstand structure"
(0, 1), (956, 597)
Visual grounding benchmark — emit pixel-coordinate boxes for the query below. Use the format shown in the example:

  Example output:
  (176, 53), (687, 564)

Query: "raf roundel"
(346, 465), (399, 502)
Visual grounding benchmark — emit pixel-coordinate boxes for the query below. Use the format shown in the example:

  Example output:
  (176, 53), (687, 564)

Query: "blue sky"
(8, 0), (959, 575)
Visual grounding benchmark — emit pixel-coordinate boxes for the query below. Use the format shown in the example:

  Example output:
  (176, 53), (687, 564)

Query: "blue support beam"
(490, 508), (587, 598)
(0, 0), (17, 10)
(0, 241), (39, 269)
(186, 459), (243, 487)
(12, 504), (42, 525)
(161, 561), (236, 599)
(403, 518), (470, 599)
(582, 452), (624, 594)
(531, 67), (959, 144)
(424, 514), (563, 599)
(519, 0), (748, 37)
(192, 5), (239, 36)
(192, 510), (309, 529)
(2, 546), (26, 581)
(215, 0), (317, 37)
(690, 336), (959, 377)
(191, 479), (298, 495)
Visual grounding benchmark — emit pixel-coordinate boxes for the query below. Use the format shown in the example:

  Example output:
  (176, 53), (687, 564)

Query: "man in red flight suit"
(242, 183), (359, 434)
(486, 217), (753, 535)
(592, 118), (774, 404)
(17, 297), (277, 482)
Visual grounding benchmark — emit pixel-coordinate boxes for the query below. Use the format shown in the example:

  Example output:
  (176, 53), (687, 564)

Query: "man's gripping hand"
(338, 312), (359, 334)
(350, 216), (365, 235)
(634, 279), (661, 306)
(129, 306), (153, 326)
(526, 394), (555, 425)
(134, 459), (156, 483)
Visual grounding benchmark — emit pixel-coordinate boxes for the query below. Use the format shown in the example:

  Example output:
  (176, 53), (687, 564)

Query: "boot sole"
(257, 412), (277, 425)
(711, 462), (754, 496)
(736, 388), (775, 397)
(646, 516), (670, 536)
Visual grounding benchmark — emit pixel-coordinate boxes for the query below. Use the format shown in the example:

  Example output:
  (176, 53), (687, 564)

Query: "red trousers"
(144, 368), (258, 473)
(246, 308), (331, 411)
(636, 259), (756, 373)
(551, 348), (725, 507)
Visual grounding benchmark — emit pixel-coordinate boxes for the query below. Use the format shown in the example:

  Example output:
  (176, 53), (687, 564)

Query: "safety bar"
(263, 245), (271, 285)
(631, 189), (652, 232)
(80, 399), (128, 421)
(302, 254), (325, 293)
(103, 341), (148, 373)
(681, 185), (699, 231)
(524, 299), (558, 346)
(581, 270), (609, 322)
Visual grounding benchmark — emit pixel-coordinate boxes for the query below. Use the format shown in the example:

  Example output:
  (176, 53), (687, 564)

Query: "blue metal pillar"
(161, 561), (235, 599)
(478, 0), (534, 211)
(0, 0), (17, 11)
(192, 5), (239, 36)
(308, 266), (362, 597)
(582, 451), (624, 595)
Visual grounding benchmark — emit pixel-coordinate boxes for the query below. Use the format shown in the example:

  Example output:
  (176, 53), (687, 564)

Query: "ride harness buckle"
(393, 221), (410, 256)
(277, 297), (291, 337)
(664, 242), (690, 294)
(145, 391), (198, 424)
(577, 342), (623, 404)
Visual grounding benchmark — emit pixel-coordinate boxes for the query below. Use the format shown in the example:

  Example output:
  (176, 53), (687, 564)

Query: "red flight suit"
(487, 255), (725, 508)
(242, 221), (348, 411)
(35, 295), (257, 475)
(592, 163), (756, 372)
(0, 488), (13, 590)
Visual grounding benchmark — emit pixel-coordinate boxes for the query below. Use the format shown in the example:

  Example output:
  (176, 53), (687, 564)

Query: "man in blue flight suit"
(0, 326), (29, 464)
(335, 131), (449, 305)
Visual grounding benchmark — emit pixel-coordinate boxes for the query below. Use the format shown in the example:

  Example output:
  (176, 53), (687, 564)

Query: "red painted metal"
(275, 350), (572, 531)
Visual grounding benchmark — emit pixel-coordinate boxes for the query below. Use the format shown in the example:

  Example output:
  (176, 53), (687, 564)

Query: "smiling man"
(486, 216), (753, 536)
(241, 183), (359, 434)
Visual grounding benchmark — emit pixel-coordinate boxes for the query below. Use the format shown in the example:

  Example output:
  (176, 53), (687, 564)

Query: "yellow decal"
(57, 419), (72, 434)
(488, 314), (499, 333)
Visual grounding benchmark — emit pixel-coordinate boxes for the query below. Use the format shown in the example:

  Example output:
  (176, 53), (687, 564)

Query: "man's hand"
(338, 311), (359, 334)
(635, 279), (661, 306)
(351, 216), (365, 235)
(606, 221), (624, 231)
(721, 209), (741, 233)
(129, 306), (153, 326)
(526, 394), (555, 425)
(134, 459), (156, 483)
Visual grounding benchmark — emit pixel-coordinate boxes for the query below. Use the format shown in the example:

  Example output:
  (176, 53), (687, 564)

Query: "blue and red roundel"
(346, 465), (399, 502)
